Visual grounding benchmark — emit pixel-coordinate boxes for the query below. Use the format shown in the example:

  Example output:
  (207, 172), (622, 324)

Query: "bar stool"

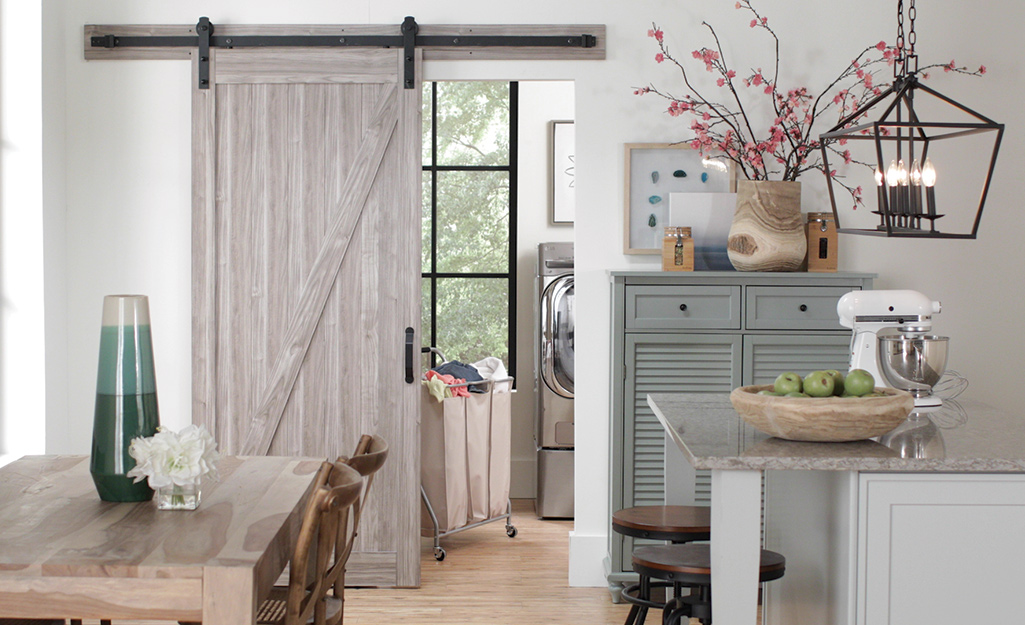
(612, 505), (711, 625)
(630, 543), (785, 625)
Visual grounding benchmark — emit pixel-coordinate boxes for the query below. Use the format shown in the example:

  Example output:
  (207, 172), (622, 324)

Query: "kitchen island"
(648, 392), (1025, 625)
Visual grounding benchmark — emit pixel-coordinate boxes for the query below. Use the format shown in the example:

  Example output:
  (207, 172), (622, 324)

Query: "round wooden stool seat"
(612, 505), (711, 542)
(633, 544), (786, 625)
(632, 543), (785, 582)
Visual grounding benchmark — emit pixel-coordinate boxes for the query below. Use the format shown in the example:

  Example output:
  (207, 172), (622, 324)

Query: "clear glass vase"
(155, 482), (201, 510)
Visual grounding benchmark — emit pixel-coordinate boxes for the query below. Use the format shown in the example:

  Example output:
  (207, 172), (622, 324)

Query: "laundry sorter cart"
(420, 348), (517, 561)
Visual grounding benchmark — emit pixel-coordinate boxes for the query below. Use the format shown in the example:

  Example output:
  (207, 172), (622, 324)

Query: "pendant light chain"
(895, 0), (905, 78)
(906, 0), (918, 74)
(894, 0), (919, 79)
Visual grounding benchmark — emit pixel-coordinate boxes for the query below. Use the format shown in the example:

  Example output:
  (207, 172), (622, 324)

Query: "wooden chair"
(326, 435), (389, 621)
(254, 460), (363, 625)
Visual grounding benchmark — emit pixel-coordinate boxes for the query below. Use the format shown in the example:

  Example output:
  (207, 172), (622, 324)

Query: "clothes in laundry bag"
(423, 376), (448, 402)
(471, 357), (511, 393)
(431, 360), (486, 393)
(424, 370), (471, 398)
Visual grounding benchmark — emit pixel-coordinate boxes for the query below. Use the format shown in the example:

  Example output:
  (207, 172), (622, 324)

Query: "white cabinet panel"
(858, 474), (1025, 625)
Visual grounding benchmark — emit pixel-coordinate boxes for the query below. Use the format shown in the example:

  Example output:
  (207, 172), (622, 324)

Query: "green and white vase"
(90, 295), (161, 502)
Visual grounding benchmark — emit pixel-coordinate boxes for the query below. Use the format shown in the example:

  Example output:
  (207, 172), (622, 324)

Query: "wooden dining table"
(0, 454), (324, 624)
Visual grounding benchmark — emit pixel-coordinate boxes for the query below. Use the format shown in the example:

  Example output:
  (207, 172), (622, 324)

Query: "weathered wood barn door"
(83, 20), (604, 590)
(191, 48), (422, 587)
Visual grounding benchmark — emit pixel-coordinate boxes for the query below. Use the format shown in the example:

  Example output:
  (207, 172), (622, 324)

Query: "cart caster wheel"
(434, 547), (446, 561)
(506, 525), (517, 538)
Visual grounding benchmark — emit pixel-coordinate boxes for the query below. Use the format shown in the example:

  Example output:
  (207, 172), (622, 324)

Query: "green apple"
(758, 390), (782, 396)
(803, 371), (835, 397)
(774, 372), (803, 395)
(844, 369), (875, 397)
(785, 391), (809, 397)
(823, 369), (845, 396)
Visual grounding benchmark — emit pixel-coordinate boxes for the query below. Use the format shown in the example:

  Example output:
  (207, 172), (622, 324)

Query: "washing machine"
(535, 242), (574, 518)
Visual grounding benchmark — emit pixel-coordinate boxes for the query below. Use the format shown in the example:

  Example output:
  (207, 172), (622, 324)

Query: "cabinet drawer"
(626, 285), (741, 330)
(746, 286), (854, 330)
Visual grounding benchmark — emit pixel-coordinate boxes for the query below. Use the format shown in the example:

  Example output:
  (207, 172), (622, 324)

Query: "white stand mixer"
(837, 290), (948, 407)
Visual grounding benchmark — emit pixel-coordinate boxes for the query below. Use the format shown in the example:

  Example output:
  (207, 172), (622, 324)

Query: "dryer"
(535, 242), (574, 518)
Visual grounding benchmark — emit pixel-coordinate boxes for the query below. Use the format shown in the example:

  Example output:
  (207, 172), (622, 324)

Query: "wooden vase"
(727, 180), (807, 272)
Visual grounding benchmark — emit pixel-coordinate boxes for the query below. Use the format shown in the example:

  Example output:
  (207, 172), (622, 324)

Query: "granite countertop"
(648, 392), (1025, 472)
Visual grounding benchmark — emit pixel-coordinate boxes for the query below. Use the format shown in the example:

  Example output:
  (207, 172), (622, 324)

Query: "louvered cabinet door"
(743, 335), (853, 385)
(618, 333), (742, 570)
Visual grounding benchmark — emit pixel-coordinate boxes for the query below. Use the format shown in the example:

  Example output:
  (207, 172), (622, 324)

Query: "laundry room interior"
(418, 80), (576, 508)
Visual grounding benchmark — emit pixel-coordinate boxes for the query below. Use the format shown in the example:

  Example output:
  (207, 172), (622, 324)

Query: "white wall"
(15, 0), (1025, 588)
(0, 0), (46, 465)
(511, 80), (574, 497)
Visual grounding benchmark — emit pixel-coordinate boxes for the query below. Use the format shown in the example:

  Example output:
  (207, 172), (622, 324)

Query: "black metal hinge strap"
(197, 17), (212, 89)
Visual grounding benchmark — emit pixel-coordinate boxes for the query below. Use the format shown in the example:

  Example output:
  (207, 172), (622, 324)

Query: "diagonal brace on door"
(89, 16), (599, 89)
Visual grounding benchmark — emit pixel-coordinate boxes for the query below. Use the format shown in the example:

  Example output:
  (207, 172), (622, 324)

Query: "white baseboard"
(568, 530), (609, 587)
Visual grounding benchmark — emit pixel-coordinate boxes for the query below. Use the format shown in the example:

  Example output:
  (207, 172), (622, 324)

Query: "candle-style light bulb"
(897, 159), (908, 186)
(875, 168), (884, 186)
(909, 160), (924, 220)
(922, 158), (937, 188)
(886, 160), (899, 187)
(922, 157), (937, 220)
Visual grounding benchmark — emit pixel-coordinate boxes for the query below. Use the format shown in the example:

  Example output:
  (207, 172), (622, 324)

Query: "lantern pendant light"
(819, 0), (1004, 238)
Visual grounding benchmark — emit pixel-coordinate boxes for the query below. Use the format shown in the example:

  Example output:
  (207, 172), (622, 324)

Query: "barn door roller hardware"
(90, 16), (599, 89)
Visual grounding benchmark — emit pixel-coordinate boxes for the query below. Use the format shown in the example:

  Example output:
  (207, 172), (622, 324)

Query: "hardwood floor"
(345, 499), (631, 624)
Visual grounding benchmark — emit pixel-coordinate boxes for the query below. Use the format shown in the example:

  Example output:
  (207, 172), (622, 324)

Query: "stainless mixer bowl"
(878, 335), (949, 397)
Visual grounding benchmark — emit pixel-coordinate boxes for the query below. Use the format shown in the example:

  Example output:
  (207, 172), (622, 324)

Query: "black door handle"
(405, 327), (415, 383)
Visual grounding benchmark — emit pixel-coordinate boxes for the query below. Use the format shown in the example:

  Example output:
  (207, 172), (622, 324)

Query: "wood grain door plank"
(239, 83), (399, 456)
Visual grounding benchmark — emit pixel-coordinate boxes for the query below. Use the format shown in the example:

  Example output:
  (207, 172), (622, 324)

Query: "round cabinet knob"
(679, 304), (688, 312)
(799, 304), (808, 312)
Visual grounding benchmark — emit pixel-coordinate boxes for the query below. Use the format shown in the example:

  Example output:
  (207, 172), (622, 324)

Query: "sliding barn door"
(191, 48), (421, 587)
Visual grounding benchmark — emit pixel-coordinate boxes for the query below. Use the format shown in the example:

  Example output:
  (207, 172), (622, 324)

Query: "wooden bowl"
(729, 385), (915, 442)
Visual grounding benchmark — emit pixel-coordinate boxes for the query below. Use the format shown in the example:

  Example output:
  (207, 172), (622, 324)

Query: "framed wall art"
(551, 120), (575, 224)
(623, 143), (736, 254)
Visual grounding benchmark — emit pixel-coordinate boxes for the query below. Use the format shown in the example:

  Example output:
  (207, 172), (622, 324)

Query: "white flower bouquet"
(128, 424), (220, 509)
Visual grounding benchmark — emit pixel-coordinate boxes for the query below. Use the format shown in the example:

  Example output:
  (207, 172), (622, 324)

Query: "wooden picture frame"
(551, 120), (575, 224)
(623, 143), (736, 254)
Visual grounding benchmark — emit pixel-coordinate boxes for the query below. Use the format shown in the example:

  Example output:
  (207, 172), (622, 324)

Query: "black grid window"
(422, 81), (518, 381)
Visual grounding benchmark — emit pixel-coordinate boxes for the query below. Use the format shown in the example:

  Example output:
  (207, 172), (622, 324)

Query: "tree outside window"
(422, 82), (518, 378)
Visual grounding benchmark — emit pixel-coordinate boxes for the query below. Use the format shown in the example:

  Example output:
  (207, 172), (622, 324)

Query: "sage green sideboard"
(606, 271), (875, 593)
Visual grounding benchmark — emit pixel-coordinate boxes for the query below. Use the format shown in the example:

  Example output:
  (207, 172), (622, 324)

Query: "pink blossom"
(727, 70), (736, 79)
(655, 53), (664, 63)
(752, 73), (763, 86)
(750, 19), (758, 28)
(876, 41), (887, 51)
(761, 17), (768, 25)
(735, 1), (742, 7)
(764, 85), (773, 94)
(979, 65), (987, 75)
(692, 50), (702, 59)
(944, 60), (955, 72)
(843, 150), (852, 165)
(717, 77), (726, 87)
(690, 140), (701, 150)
